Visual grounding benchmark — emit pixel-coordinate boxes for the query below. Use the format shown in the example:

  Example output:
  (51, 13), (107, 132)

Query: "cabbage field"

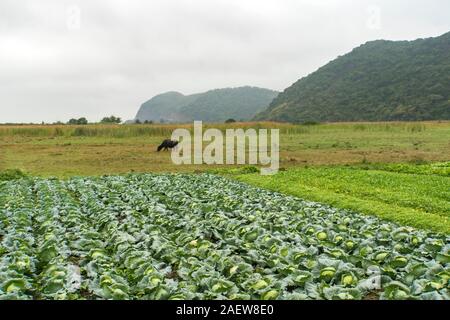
(0, 174), (449, 300)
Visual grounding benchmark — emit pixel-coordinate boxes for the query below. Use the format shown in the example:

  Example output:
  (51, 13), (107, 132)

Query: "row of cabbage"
(0, 174), (448, 299)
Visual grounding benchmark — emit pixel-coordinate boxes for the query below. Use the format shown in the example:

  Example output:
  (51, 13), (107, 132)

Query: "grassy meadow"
(1, 121), (449, 233)
(1, 121), (449, 177)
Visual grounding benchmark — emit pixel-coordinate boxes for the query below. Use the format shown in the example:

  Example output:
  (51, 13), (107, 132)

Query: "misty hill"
(134, 91), (198, 123)
(255, 31), (450, 122)
(135, 86), (278, 123)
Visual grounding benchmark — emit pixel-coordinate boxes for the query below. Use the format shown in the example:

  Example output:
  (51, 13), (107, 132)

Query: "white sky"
(0, 0), (449, 123)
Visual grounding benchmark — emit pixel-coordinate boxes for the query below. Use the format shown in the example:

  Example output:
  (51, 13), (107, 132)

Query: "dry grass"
(0, 121), (449, 177)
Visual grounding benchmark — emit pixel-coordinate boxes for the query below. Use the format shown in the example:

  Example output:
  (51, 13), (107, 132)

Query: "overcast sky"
(0, 0), (449, 123)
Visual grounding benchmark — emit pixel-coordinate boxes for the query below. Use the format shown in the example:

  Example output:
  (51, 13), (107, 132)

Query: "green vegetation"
(135, 86), (278, 123)
(1, 174), (448, 300)
(255, 31), (450, 122)
(67, 118), (88, 125)
(1, 121), (449, 234)
(100, 115), (122, 124)
(0, 169), (28, 181)
(232, 164), (450, 234)
(355, 162), (450, 177)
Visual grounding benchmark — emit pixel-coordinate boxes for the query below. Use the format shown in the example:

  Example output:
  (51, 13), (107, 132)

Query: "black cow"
(157, 139), (179, 151)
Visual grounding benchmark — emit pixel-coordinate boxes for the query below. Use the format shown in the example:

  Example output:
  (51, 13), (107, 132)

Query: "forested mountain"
(134, 91), (198, 123)
(255, 31), (450, 122)
(135, 86), (278, 123)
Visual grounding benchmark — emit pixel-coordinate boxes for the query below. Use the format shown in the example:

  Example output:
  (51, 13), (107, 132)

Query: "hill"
(255, 31), (450, 122)
(135, 86), (278, 123)
(134, 91), (198, 123)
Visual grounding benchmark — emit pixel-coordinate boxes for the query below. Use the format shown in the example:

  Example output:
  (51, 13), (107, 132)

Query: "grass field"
(1, 121), (449, 234)
(1, 121), (450, 177)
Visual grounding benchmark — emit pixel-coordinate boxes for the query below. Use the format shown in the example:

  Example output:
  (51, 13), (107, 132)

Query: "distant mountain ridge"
(255, 31), (450, 122)
(135, 86), (278, 123)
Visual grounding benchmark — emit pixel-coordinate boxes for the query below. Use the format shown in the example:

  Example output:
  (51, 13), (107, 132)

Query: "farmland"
(0, 121), (449, 300)
(1, 174), (449, 300)
(233, 163), (450, 233)
(1, 121), (450, 177)
(2, 122), (448, 233)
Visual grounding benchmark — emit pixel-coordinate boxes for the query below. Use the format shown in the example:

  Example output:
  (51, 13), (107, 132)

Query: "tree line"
(65, 115), (122, 125)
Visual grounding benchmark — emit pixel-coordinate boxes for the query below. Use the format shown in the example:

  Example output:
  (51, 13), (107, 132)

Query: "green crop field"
(232, 163), (450, 234)
(0, 122), (449, 300)
(1, 174), (449, 300)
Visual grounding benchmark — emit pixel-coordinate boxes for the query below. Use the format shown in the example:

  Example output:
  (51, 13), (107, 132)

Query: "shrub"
(0, 169), (27, 181)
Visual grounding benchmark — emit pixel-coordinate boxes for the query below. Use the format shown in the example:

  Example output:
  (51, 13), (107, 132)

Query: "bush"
(101, 116), (122, 124)
(237, 165), (259, 174)
(0, 169), (28, 181)
(68, 118), (88, 125)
